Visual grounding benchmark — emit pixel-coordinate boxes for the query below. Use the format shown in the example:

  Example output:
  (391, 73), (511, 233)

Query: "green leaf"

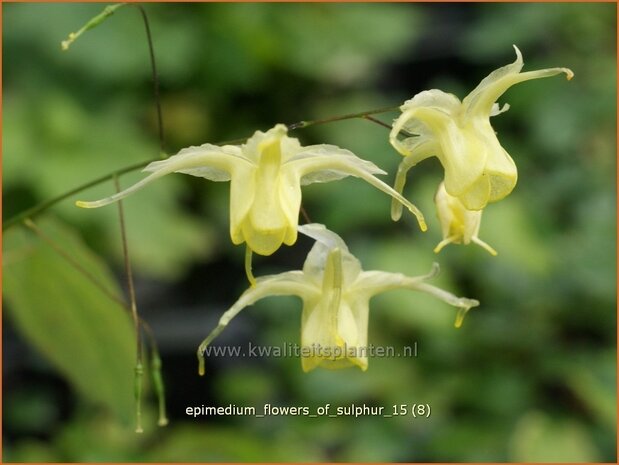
(3, 218), (135, 425)
(143, 425), (321, 462)
(509, 411), (600, 462)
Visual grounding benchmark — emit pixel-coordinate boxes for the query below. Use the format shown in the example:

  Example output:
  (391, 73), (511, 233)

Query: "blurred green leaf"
(143, 424), (320, 462)
(3, 218), (135, 424)
(567, 351), (617, 431)
(205, 3), (420, 86)
(509, 411), (600, 462)
(3, 90), (214, 280)
(3, 440), (59, 463)
(481, 196), (552, 276)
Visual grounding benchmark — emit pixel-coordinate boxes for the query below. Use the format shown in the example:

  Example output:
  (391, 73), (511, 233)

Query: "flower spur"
(197, 223), (479, 373)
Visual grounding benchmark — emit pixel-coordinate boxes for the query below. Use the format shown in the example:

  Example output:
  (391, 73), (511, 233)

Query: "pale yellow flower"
(434, 181), (497, 256)
(390, 46), (573, 217)
(197, 223), (479, 373)
(77, 125), (425, 256)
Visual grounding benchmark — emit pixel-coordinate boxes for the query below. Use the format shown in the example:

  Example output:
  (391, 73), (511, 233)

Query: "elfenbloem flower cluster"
(77, 46), (572, 371)
(389, 46), (573, 254)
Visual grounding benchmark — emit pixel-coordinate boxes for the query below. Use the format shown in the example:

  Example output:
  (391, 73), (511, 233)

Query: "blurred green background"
(3, 2), (616, 462)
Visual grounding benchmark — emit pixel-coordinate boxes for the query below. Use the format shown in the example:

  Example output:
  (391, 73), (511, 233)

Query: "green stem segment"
(61, 3), (126, 50)
(140, 320), (168, 427)
(115, 176), (141, 346)
(150, 351), (169, 426)
(134, 361), (144, 433)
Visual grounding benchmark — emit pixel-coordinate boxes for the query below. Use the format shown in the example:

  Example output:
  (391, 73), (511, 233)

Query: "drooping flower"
(389, 46), (573, 216)
(197, 223), (479, 373)
(434, 181), (497, 256)
(77, 124), (425, 256)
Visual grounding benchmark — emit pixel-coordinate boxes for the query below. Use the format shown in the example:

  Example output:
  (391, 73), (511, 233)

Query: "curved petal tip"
(512, 44), (523, 64)
(75, 200), (94, 209)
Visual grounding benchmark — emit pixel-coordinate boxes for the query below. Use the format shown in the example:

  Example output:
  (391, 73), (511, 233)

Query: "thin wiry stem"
(300, 205), (312, 224)
(4, 106), (400, 231)
(114, 175), (144, 433)
(4, 160), (151, 231)
(138, 318), (157, 350)
(287, 105), (399, 130)
(134, 4), (165, 155)
(114, 175), (141, 356)
(362, 115), (393, 130)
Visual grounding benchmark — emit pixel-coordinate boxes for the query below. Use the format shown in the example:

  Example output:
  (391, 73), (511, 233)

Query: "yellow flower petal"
(390, 46), (573, 215)
(434, 182), (497, 255)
